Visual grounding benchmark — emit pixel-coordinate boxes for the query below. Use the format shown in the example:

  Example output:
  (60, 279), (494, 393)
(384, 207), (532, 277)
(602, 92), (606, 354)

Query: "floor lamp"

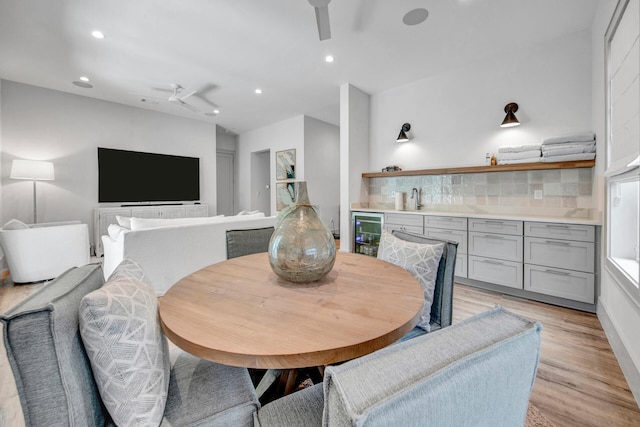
(10, 159), (55, 224)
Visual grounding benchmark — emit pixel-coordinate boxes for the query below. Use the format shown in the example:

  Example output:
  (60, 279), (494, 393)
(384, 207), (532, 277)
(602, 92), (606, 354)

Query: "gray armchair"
(389, 230), (458, 336)
(255, 306), (542, 427)
(1, 264), (259, 426)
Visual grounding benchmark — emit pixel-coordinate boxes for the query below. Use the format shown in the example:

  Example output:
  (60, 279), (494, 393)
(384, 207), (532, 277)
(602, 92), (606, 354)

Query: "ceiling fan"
(308, 0), (331, 41)
(132, 83), (201, 113)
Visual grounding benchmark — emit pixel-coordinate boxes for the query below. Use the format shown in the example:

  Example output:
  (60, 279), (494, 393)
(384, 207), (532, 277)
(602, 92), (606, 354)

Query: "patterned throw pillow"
(377, 230), (444, 332)
(108, 257), (151, 284)
(79, 263), (169, 426)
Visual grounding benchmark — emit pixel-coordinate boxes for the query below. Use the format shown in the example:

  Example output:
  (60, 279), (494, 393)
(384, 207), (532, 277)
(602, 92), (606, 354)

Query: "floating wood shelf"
(362, 160), (595, 178)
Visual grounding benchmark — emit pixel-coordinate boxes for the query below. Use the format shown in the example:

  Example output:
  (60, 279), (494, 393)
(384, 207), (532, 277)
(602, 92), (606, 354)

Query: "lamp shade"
(10, 160), (55, 180)
(500, 103), (520, 128)
(396, 123), (411, 142)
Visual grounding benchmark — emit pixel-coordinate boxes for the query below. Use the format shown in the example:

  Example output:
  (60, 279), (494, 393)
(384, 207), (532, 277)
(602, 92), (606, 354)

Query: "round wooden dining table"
(159, 252), (423, 369)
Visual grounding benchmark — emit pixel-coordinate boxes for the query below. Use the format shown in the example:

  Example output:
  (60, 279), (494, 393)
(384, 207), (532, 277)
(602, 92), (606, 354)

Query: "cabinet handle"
(544, 269), (571, 276)
(484, 235), (505, 239)
(484, 220), (504, 225)
(545, 224), (569, 229)
(544, 240), (571, 246)
(482, 259), (504, 265)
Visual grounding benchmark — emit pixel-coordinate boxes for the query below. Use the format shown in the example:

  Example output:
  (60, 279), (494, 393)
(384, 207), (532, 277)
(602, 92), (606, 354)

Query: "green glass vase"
(268, 182), (336, 283)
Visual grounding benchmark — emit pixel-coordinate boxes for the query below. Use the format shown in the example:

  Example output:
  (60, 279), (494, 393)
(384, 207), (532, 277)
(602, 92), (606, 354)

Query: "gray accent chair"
(226, 226), (275, 259)
(390, 230), (458, 337)
(255, 306), (542, 427)
(1, 263), (260, 426)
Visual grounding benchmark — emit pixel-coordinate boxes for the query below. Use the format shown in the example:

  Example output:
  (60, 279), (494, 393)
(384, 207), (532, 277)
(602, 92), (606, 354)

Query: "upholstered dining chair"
(226, 226), (275, 259)
(385, 230), (458, 339)
(1, 263), (260, 426)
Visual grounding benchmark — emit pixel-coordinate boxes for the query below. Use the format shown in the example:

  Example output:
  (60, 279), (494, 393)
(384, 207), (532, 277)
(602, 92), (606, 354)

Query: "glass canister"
(268, 181), (336, 283)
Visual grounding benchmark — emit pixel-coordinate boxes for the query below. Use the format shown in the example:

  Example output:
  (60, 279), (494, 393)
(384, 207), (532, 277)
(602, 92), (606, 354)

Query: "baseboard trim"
(597, 300), (640, 407)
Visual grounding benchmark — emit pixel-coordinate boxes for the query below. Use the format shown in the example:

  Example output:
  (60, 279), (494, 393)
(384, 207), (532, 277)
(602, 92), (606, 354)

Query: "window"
(607, 166), (639, 288)
(604, 0), (640, 304)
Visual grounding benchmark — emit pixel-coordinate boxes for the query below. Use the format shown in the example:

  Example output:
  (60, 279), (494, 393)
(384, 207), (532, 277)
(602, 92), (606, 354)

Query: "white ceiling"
(0, 0), (598, 134)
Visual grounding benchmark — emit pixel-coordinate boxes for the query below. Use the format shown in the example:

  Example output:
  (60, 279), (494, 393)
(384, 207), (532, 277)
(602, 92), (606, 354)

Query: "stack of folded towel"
(541, 132), (596, 162)
(496, 144), (542, 165)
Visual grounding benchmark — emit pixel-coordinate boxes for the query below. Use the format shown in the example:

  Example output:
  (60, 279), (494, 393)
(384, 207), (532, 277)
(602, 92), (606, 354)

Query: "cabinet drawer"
(424, 227), (468, 254)
(468, 219), (523, 236)
(384, 224), (423, 235)
(524, 222), (594, 242)
(385, 213), (423, 227)
(455, 254), (467, 278)
(468, 255), (523, 289)
(468, 232), (523, 262)
(524, 237), (594, 273)
(131, 207), (162, 218)
(424, 216), (467, 231)
(524, 265), (594, 303)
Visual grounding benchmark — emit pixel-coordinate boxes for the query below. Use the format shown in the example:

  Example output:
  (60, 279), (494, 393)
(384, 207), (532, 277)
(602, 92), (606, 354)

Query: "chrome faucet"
(411, 188), (422, 210)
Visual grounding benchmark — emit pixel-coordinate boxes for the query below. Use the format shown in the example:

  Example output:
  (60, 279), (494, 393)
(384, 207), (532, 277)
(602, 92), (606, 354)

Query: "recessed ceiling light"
(72, 81), (93, 89)
(91, 30), (105, 39)
(213, 109), (220, 114)
(79, 76), (90, 82)
(205, 109), (220, 116)
(325, 55), (335, 63)
(403, 8), (429, 26)
(255, 89), (263, 95)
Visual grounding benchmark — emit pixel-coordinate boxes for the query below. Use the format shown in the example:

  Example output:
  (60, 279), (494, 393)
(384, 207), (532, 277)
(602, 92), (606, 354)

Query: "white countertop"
(351, 207), (602, 226)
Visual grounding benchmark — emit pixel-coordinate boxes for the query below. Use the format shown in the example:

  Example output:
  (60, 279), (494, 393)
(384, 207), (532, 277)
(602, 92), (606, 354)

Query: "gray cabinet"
(384, 213), (423, 234)
(423, 216), (468, 278)
(523, 221), (596, 304)
(468, 218), (524, 289)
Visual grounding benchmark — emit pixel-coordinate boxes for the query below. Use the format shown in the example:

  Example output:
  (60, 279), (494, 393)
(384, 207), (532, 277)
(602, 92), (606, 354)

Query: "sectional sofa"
(101, 213), (279, 295)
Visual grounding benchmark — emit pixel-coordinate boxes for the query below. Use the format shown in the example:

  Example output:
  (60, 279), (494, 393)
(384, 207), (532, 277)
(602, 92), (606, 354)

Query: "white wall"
(304, 116), (340, 232)
(591, 0), (640, 404)
(369, 30), (593, 171)
(237, 116), (305, 214)
(340, 84), (370, 252)
(1, 81), (217, 246)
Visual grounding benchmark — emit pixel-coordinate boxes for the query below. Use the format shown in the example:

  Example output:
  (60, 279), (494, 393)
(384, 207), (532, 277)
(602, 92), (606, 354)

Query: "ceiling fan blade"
(177, 100), (200, 113)
(314, 6), (331, 40)
(177, 89), (197, 101)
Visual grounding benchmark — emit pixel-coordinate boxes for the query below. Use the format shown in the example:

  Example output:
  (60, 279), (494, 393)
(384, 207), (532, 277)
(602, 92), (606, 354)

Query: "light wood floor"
(1, 281), (639, 426)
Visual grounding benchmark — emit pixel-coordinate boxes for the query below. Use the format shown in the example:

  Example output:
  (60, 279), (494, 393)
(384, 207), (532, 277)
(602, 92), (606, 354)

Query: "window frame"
(604, 0), (640, 307)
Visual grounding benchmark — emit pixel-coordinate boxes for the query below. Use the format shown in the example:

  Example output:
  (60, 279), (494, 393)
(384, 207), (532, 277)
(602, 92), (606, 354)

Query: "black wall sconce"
(501, 103), (520, 128)
(396, 123), (411, 142)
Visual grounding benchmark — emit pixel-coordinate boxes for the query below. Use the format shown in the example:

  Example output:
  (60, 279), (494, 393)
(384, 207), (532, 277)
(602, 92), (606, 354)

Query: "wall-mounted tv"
(98, 148), (200, 203)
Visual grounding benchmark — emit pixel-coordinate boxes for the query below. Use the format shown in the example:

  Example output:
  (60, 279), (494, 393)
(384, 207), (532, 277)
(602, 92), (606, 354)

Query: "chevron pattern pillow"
(378, 230), (444, 332)
(79, 273), (169, 426)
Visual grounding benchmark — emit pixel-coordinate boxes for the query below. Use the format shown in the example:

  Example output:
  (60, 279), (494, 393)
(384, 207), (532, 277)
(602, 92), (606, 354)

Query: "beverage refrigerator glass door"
(352, 212), (384, 257)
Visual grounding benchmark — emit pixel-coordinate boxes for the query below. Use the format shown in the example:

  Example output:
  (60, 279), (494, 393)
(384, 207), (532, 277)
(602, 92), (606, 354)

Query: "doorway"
(251, 150), (270, 214)
(216, 150), (235, 216)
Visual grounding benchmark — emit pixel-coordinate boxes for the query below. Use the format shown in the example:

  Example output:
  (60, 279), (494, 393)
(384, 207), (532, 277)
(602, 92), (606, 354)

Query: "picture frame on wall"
(276, 149), (296, 180)
(276, 182), (295, 211)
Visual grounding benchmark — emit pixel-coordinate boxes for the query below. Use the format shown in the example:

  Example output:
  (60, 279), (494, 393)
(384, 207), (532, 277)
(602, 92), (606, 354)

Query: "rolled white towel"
(498, 144), (542, 153)
(542, 141), (596, 152)
(542, 132), (595, 145)
(542, 144), (596, 157)
(497, 157), (543, 165)
(541, 153), (595, 162)
(497, 150), (542, 161)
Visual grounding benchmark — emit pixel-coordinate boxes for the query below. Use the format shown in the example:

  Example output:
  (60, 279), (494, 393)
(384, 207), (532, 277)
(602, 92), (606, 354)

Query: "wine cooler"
(352, 212), (384, 257)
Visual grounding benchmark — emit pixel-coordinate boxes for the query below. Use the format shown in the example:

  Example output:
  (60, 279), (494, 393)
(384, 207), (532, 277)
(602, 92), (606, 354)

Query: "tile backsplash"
(367, 168), (594, 217)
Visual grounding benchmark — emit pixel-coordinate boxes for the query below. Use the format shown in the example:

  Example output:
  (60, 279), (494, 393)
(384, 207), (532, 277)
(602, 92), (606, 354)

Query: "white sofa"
(0, 220), (90, 283)
(102, 213), (279, 295)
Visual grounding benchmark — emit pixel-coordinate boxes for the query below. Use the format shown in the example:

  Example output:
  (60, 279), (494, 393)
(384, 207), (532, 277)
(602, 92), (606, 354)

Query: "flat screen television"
(98, 147), (200, 203)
